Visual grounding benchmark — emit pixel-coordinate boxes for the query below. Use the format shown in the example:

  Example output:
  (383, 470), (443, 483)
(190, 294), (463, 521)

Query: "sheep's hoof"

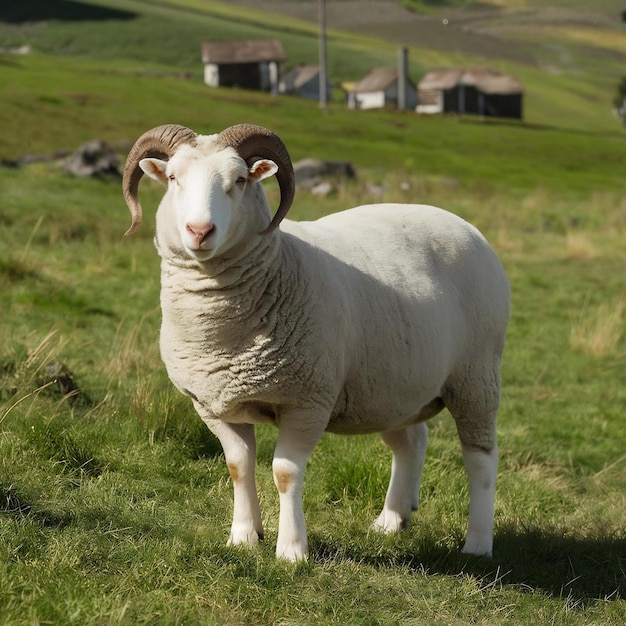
(461, 536), (493, 557)
(371, 510), (408, 533)
(276, 541), (308, 562)
(227, 526), (262, 547)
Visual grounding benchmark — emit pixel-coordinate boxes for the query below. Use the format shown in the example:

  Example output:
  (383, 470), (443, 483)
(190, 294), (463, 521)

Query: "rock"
(18, 153), (51, 167)
(365, 182), (385, 198)
(41, 361), (89, 405)
(63, 140), (120, 179)
(310, 181), (333, 196)
(293, 157), (356, 189)
(42, 362), (81, 398)
(0, 45), (31, 55)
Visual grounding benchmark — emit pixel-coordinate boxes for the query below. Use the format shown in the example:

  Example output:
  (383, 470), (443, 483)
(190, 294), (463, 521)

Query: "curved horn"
(215, 124), (295, 235)
(122, 124), (197, 236)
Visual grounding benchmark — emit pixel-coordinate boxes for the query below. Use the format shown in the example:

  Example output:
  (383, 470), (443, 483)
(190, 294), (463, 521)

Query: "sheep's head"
(122, 123), (295, 260)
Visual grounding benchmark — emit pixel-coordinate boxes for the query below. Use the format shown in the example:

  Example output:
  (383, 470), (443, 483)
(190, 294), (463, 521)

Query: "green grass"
(1, 160), (625, 626)
(3, 53), (626, 202)
(1, 1), (626, 624)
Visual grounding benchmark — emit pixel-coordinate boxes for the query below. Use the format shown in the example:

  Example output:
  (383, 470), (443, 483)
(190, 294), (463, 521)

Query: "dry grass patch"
(542, 26), (626, 55)
(565, 231), (596, 260)
(494, 228), (523, 254)
(570, 298), (625, 358)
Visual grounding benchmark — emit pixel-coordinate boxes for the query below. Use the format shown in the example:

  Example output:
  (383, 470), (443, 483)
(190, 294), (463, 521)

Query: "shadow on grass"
(1, 484), (73, 528)
(490, 526), (626, 603)
(311, 525), (626, 605)
(3, 481), (623, 606)
(0, 0), (136, 24)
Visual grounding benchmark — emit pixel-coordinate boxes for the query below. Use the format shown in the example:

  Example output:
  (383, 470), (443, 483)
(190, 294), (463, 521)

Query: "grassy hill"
(1, 2), (625, 625)
(2, 0), (626, 136)
(2, 0), (626, 196)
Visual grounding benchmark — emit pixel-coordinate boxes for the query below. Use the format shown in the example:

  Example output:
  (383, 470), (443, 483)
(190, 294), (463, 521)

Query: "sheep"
(122, 123), (510, 562)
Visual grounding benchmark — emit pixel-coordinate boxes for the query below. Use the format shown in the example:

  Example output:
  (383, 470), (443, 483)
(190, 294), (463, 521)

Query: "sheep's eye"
(168, 174), (176, 182)
(236, 176), (246, 185)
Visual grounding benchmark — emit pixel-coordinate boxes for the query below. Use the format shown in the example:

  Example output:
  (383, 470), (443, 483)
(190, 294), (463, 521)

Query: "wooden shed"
(348, 66), (417, 111)
(279, 64), (332, 102)
(201, 39), (286, 93)
(417, 67), (523, 119)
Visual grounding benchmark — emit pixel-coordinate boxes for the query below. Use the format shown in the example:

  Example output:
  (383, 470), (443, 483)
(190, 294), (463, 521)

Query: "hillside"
(2, 1), (626, 200)
(224, 0), (626, 74)
(2, 0), (626, 137)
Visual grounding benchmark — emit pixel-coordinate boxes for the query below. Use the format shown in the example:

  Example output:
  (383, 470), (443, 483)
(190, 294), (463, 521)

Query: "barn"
(201, 39), (286, 93)
(417, 67), (523, 119)
(348, 66), (417, 111)
(279, 64), (332, 101)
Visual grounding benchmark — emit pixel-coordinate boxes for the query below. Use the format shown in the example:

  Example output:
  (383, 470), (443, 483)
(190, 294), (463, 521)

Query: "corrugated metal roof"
(201, 39), (286, 65)
(418, 67), (523, 95)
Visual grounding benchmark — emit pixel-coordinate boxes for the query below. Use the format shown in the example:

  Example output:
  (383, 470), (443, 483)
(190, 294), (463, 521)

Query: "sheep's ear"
(248, 159), (278, 183)
(140, 158), (168, 185)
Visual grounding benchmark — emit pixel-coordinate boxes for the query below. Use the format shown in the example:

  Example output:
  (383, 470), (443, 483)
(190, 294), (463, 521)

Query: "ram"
(122, 123), (510, 561)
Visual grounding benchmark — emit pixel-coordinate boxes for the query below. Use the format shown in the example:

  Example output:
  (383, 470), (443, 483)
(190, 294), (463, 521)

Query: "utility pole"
(397, 47), (408, 111)
(318, 0), (328, 110)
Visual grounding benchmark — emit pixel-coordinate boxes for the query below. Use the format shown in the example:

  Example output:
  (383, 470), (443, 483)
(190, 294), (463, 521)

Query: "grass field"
(1, 1), (626, 624)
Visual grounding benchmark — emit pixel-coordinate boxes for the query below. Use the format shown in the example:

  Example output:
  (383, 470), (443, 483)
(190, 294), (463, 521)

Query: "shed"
(417, 67), (523, 119)
(201, 39), (286, 93)
(348, 67), (417, 111)
(279, 64), (332, 102)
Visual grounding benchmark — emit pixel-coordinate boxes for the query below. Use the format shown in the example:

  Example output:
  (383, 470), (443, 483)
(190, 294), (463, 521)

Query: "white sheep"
(122, 123), (510, 562)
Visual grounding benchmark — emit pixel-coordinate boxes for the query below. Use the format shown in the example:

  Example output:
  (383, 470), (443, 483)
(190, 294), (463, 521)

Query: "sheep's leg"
(447, 377), (499, 557)
(272, 419), (325, 562)
(373, 422), (428, 533)
(199, 413), (263, 547)
(460, 442), (498, 556)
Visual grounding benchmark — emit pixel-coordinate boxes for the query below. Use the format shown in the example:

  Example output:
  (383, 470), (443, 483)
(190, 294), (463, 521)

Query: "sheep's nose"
(186, 221), (215, 247)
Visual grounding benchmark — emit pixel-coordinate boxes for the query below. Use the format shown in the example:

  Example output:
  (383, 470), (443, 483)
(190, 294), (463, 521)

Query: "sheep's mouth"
(185, 240), (215, 257)
(185, 248), (214, 263)
(193, 235), (214, 251)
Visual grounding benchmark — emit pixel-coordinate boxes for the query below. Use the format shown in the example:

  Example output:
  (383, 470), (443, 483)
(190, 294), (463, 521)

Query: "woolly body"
(160, 204), (506, 443)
